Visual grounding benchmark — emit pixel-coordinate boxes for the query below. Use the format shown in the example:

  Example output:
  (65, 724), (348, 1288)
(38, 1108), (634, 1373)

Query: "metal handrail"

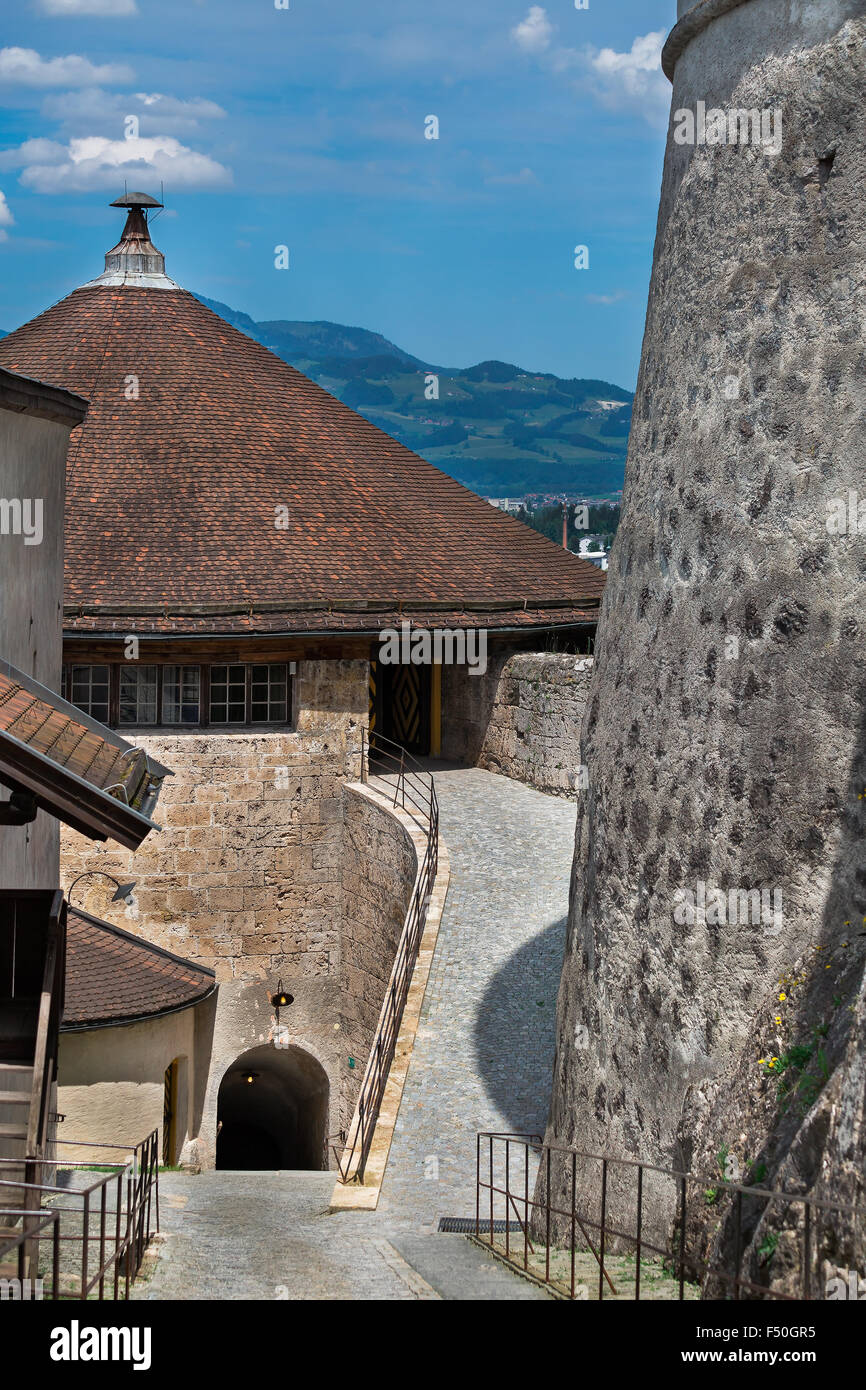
(0, 1128), (159, 1300)
(334, 731), (439, 1184)
(475, 1132), (866, 1301)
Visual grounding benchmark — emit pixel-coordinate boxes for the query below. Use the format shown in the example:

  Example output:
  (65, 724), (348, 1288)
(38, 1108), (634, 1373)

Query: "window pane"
(163, 666), (200, 725)
(119, 666), (158, 725)
(209, 664), (246, 724)
(249, 663), (289, 724)
(66, 665), (109, 723)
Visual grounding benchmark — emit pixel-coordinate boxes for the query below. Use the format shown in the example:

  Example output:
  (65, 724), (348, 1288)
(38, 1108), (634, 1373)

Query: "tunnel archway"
(215, 1044), (329, 1171)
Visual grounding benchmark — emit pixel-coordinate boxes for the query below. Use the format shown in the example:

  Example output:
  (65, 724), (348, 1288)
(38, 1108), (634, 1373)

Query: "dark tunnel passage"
(215, 1044), (329, 1171)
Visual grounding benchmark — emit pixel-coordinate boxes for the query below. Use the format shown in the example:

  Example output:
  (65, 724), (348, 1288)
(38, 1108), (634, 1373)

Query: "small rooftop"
(0, 658), (170, 848)
(62, 906), (215, 1030)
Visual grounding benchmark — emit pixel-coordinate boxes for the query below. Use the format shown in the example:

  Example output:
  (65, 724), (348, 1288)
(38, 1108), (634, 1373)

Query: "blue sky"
(0, 0), (677, 387)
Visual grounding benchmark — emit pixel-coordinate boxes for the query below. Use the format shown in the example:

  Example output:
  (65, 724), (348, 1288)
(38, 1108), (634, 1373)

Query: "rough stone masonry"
(543, 0), (866, 1284)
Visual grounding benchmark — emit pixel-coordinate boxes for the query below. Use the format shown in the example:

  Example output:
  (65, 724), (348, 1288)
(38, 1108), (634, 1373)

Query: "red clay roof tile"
(0, 286), (605, 635)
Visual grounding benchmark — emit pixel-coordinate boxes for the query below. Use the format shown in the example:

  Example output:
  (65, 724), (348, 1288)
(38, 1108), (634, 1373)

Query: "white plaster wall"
(57, 1005), (202, 1164)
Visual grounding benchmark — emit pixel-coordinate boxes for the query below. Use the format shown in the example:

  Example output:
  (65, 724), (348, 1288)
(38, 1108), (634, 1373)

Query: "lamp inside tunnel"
(216, 1043), (329, 1171)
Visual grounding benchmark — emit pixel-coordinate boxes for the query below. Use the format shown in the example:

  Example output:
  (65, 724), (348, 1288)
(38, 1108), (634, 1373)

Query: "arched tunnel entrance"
(216, 1044), (329, 1171)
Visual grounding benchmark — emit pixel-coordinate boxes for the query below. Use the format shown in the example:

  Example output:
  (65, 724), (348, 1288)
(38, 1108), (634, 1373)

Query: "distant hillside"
(195, 296), (426, 367)
(199, 295), (633, 498)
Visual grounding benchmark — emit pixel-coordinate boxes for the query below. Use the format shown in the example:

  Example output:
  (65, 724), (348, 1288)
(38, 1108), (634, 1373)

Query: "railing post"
(81, 1189), (90, 1300)
(635, 1164), (643, 1300)
(527, 1148), (532, 1272)
(803, 1200), (811, 1301)
(99, 1180), (107, 1299)
(678, 1175), (687, 1301)
(505, 1140), (510, 1260)
(489, 1135), (494, 1243)
(52, 1210), (61, 1303)
(475, 1133), (481, 1240)
(546, 1147), (552, 1285)
(598, 1158), (607, 1301)
(570, 1150), (576, 1297)
(114, 1170), (123, 1300)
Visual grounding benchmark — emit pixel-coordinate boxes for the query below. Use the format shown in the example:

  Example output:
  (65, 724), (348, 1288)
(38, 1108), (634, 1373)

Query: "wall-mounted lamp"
(269, 980), (294, 1027)
(68, 870), (137, 907)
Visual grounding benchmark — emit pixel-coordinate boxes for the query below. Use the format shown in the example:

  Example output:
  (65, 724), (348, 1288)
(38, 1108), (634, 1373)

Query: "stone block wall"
(442, 651), (593, 797)
(58, 657), (424, 1164)
(339, 785), (417, 1128)
(61, 661), (367, 983)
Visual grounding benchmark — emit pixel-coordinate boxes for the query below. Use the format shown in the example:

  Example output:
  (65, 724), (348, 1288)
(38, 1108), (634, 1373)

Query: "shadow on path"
(474, 916), (567, 1135)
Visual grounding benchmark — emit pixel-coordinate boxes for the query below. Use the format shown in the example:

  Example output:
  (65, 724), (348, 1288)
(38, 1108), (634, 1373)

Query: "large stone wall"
(442, 651), (592, 797)
(338, 785), (418, 1129)
(58, 658), (423, 1165)
(543, 0), (866, 1277)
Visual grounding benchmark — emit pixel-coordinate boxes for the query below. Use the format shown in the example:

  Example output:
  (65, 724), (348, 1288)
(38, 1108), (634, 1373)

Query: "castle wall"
(58, 657), (424, 1166)
(544, 0), (866, 1257)
(442, 651), (592, 798)
(339, 784), (417, 1129)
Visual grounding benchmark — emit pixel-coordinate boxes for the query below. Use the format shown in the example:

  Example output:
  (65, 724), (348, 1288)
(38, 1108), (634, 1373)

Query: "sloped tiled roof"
(62, 907), (215, 1029)
(0, 660), (169, 849)
(0, 283), (604, 636)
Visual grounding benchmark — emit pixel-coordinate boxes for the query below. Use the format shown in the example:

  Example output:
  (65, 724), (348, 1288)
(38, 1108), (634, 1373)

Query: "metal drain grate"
(438, 1217), (523, 1234)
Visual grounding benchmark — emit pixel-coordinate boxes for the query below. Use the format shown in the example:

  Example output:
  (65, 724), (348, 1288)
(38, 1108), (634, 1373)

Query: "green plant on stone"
(758, 1232), (778, 1265)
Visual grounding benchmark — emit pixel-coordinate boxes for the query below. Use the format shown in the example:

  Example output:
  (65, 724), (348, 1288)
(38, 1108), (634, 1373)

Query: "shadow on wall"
(473, 916), (567, 1134)
(216, 1043), (329, 1171)
(702, 693), (866, 1285)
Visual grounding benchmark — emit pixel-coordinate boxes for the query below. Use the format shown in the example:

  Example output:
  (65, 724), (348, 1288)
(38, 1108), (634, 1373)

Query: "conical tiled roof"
(0, 211), (604, 636)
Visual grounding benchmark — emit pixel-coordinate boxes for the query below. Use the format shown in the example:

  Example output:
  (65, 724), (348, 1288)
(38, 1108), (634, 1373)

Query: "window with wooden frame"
(61, 664), (111, 723)
(60, 662), (294, 730)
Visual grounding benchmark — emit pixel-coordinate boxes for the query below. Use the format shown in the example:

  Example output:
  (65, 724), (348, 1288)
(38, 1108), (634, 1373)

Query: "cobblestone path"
(134, 768), (575, 1300)
(377, 767), (574, 1229)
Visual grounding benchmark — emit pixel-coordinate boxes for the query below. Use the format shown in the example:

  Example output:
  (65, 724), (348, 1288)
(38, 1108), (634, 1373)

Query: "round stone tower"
(545, 0), (866, 1267)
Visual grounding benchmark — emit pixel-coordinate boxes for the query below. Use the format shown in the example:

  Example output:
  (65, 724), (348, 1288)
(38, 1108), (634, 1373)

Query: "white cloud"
(507, 14), (668, 125)
(484, 166), (537, 186)
(511, 6), (553, 55)
(7, 133), (231, 192)
(38, 0), (137, 13)
(588, 31), (669, 115)
(0, 46), (133, 87)
(0, 189), (13, 241)
(41, 87), (226, 135)
(586, 290), (628, 306)
(0, 138), (67, 171)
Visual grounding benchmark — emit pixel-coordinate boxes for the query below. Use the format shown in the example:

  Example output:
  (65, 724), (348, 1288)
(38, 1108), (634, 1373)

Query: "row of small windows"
(62, 663), (292, 728)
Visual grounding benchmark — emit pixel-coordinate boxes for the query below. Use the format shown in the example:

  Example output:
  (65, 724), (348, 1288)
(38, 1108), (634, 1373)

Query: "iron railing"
(0, 1129), (159, 1299)
(475, 1132), (866, 1301)
(334, 731), (439, 1183)
(0, 1208), (61, 1300)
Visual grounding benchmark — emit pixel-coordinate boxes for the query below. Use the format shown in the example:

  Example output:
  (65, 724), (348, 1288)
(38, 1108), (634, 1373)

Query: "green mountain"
(197, 295), (632, 497)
